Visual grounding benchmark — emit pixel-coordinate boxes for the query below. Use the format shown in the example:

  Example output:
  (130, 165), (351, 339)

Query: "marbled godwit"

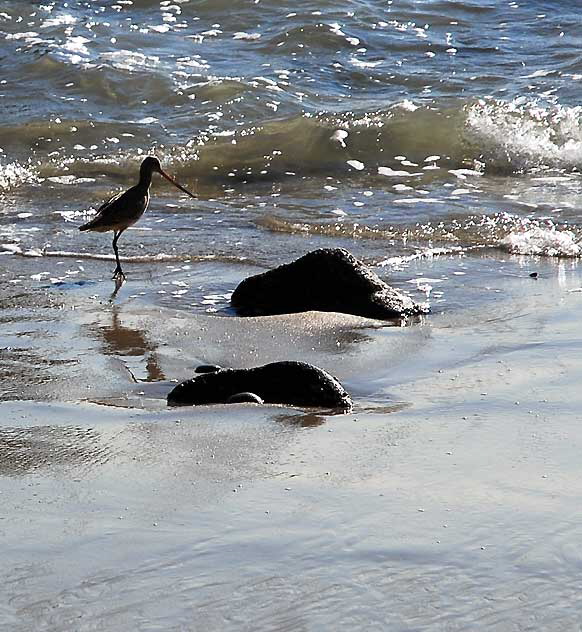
(79, 156), (195, 280)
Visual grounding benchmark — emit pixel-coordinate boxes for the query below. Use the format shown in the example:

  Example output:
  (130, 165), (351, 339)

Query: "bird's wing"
(90, 188), (138, 225)
(96, 190), (125, 215)
(80, 185), (149, 232)
(79, 190), (128, 231)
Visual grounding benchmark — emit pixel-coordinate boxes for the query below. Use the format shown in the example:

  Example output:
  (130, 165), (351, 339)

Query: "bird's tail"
(79, 218), (96, 231)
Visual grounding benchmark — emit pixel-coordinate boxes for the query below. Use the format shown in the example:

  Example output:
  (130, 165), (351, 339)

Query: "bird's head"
(140, 155), (163, 175)
(139, 155), (196, 198)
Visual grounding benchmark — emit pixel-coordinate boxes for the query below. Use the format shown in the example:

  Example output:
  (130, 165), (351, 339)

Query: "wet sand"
(2, 254), (582, 630)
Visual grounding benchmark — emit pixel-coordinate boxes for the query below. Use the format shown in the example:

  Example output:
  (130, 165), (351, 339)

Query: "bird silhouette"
(79, 156), (195, 280)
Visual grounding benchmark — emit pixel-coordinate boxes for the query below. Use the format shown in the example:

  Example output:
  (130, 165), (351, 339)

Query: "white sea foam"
(349, 57), (382, 69)
(40, 14), (77, 28)
(233, 32), (261, 40)
(101, 50), (160, 71)
(395, 100), (418, 112)
(500, 227), (582, 257)
(149, 24), (171, 34)
(0, 244), (231, 263)
(331, 129), (348, 148)
(5, 32), (39, 40)
(465, 99), (582, 172)
(378, 166), (414, 177)
(393, 197), (444, 205)
(0, 244), (180, 261)
(47, 175), (95, 185)
(378, 247), (464, 268)
(0, 161), (38, 191)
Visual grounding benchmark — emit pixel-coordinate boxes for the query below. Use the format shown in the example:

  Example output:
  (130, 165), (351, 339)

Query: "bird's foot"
(112, 267), (126, 282)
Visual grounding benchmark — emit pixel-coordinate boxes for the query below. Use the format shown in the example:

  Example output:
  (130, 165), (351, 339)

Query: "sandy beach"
(2, 252), (582, 630)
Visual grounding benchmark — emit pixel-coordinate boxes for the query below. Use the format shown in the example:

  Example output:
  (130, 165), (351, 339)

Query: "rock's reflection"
(327, 330), (373, 355)
(274, 412), (327, 427)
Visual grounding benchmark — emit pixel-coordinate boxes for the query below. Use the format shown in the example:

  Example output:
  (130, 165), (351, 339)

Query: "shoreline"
(2, 251), (582, 628)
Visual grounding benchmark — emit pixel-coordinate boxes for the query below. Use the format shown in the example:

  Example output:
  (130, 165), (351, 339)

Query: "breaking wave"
(258, 213), (582, 258)
(4, 97), (582, 192)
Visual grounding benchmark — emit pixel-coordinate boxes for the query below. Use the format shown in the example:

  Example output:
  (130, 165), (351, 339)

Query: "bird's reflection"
(109, 276), (125, 301)
(96, 304), (165, 382)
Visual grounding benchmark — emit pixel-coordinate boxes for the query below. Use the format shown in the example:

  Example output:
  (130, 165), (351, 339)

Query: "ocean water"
(2, 0), (582, 308)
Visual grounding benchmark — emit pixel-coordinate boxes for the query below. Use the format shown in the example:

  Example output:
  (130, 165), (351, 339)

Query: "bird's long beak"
(159, 168), (196, 198)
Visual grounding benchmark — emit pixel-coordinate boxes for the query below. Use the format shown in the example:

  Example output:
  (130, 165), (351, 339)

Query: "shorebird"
(79, 156), (195, 280)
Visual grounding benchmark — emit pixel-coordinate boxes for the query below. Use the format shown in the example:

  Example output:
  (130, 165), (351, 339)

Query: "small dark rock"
(529, 272), (538, 279)
(195, 364), (222, 374)
(167, 360), (352, 411)
(231, 247), (427, 320)
(227, 392), (264, 404)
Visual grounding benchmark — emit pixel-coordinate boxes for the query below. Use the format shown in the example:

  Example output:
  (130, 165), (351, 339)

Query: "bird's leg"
(112, 230), (126, 280)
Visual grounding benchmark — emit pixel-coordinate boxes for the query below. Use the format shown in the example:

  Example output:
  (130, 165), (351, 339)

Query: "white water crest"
(465, 99), (582, 173)
(500, 227), (582, 257)
(0, 161), (38, 191)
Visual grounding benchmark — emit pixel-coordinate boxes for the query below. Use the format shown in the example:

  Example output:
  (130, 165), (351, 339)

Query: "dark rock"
(167, 360), (352, 411)
(195, 364), (222, 374)
(226, 392), (264, 404)
(231, 247), (427, 320)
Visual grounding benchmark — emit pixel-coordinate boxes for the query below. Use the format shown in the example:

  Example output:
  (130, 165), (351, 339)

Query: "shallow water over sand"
(2, 254), (582, 630)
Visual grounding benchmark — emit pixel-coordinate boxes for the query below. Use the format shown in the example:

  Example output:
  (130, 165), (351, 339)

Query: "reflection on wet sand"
(274, 400), (409, 426)
(0, 425), (110, 476)
(109, 276), (124, 302)
(325, 329), (373, 355)
(0, 294), (80, 402)
(0, 347), (57, 400)
(93, 305), (165, 383)
(274, 411), (327, 427)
